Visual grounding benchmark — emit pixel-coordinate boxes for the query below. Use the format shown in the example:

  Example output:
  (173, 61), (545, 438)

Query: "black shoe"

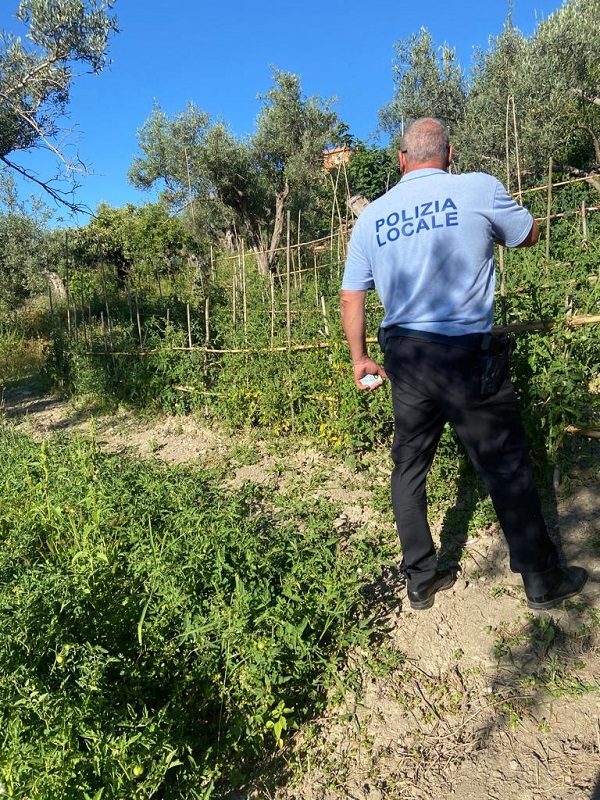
(526, 566), (588, 610)
(407, 571), (456, 610)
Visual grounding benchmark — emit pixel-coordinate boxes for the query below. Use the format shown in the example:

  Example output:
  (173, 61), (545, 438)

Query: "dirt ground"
(2, 386), (599, 800)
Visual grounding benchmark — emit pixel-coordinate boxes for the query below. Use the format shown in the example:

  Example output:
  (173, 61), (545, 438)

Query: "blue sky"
(5, 0), (562, 226)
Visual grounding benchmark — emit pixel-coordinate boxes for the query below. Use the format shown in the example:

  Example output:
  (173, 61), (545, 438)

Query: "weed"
(0, 431), (386, 799)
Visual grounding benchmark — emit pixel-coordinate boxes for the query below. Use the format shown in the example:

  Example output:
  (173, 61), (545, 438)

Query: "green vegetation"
(0, 430), (386, 798)
(0, 1), (118, 211)
(0, 2), (598, 796)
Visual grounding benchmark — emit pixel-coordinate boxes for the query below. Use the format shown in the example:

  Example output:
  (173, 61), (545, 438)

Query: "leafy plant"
(0, 430), (384, 798)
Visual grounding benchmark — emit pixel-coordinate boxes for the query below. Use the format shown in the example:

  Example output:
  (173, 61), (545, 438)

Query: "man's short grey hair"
(400, 118), (450, 164)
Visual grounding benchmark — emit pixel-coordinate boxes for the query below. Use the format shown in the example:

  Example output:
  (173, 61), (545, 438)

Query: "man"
(340, 117), (587, 611)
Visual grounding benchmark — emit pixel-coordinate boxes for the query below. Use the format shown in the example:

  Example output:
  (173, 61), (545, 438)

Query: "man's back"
(342, 169), (533, 335)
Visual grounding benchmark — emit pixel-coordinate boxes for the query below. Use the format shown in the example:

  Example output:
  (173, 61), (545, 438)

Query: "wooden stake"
(65, 231), (71, 335)
(270, 272), (275, 349)
(511, 95), (523, 203)
(187, 303), (192, 349)
(232, 269), (237, 341)
(297, 209), (302, 290)
(545, 158), (553, 274)
(241, 242), (247, 345)
(320, 295), (330, 337)
(505, 95), (512, 192)
(286, 210), (292, 347)
(134, 289), (143, 348)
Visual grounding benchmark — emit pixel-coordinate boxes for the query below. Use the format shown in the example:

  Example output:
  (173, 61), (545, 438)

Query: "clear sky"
(5, 0), (563, 226)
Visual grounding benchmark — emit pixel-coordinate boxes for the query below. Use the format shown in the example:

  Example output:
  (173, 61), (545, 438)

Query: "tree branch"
(577, 124), (600, 164)
(571, 87), (600, 107)
(0, 154), (92, 215)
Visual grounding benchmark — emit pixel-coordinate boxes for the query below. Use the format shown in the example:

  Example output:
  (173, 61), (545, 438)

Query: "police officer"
(340, 116), (587, 610)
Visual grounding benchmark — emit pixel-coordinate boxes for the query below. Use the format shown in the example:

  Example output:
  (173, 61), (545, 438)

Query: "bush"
(0, 432), (382, 799)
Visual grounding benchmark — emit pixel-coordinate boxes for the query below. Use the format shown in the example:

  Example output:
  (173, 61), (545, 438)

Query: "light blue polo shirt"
(342, 169), (534, 335)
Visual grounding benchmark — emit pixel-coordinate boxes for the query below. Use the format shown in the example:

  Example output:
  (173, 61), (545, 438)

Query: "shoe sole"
(409, 575), (456, 610)
(526, 574), (588, 610)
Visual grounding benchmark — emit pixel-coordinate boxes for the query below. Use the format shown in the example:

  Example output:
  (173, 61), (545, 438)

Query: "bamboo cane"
(545, 158), (553, 274)
(286, 210), (292, 348)
(241, 242), (247, 345)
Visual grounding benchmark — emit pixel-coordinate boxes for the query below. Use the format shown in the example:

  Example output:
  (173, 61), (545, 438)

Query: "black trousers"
(384, 335), (559, 592)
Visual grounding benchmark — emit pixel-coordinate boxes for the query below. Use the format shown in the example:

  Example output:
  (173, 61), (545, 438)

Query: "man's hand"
(340, 289), (388, 390)
(353, 356), (387, 391)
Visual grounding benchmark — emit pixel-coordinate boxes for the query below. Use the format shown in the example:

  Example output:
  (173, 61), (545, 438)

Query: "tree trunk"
(577, 124), (600, 165)
(250, 181), (290, 276)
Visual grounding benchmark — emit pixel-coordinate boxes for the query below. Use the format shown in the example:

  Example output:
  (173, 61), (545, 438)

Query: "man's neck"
(403, 160), (447, 175)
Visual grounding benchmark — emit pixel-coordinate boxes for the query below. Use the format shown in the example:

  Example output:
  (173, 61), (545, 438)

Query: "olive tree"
(456, 1), (600, 183)
(378, 28), (467, 147)
(0, 0), (118, 209)
(129, 69), (342, 275)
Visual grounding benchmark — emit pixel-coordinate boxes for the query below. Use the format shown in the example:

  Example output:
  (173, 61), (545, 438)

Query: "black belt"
(380, 325), (488, 352)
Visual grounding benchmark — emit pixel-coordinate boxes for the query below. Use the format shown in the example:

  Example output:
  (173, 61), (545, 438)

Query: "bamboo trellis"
(50, 175), (600, 362)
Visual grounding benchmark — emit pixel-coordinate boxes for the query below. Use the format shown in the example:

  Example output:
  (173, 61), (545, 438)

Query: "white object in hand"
(359, 374), (383, 388)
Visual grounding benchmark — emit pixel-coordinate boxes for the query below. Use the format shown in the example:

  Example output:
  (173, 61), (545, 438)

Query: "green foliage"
(0, 0), (118, 208)
(379, 27), (467, 147)
(0, 320), (46, 384)
(0, 431), (382, 798)
(381, 3), (600, 182)
(0, 209), (47, 309)
(129, 69), (343, 273)
(34, 197), (599, 472)
(345, 143), (401, 202)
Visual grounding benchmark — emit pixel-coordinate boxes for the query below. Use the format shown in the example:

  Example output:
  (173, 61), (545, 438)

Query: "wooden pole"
(545, 158), (553, 275)
(97, 239), (112, 340)
(210, 245), (216, 281)
(505, 95), (512, 192)
(101, 311), (108, 360)
(286, 210), (292, 348)
(270, 272), (275, 349)
(186, 303), (192, 349)
(329, 171), (338, 255)
(79, 280), (88, 347)
(65, 231), (71, 335)
(581, 201), (588, 243)
(241, 242), (247, 345)
(134, 288), (143, 348)
(297, 209), (302, 290)
(232, 268), (237, 342)
(511, 95), (523, 203)
(320, 296), (330, 337)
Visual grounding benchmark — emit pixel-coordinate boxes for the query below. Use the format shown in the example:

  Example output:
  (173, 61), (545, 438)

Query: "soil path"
(2, 387), (599, 800)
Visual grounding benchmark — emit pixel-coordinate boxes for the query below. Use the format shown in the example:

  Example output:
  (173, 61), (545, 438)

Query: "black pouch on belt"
(480, 333), (515, 396)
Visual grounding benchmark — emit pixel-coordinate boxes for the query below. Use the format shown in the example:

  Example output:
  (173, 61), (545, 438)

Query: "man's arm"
(496, 219), (540, 248)
(515, 219), (540, 248)
(340, 289), (387, 390)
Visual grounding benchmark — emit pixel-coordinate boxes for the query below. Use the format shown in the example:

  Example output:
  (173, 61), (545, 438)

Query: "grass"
(0, 329), (48, 387)
(0, 429), (387, 799)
